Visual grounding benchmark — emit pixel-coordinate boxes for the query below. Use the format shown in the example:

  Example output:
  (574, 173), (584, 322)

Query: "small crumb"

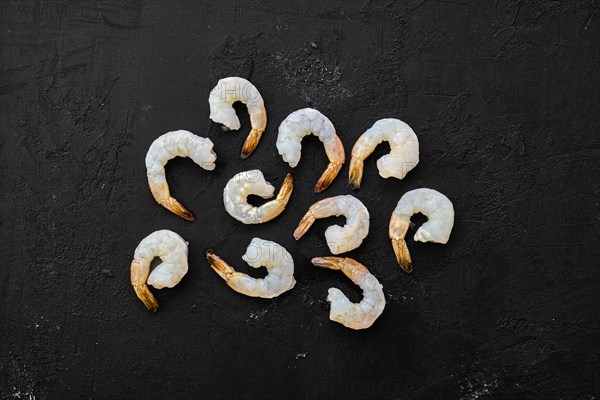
(101, 269), (114, 278)
(310, 42), (318, 49)
(295, 352), (307, 359)
(190, 304), (197, 313)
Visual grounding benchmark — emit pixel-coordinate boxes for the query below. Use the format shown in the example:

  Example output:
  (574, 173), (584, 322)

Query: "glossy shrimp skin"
(276, 108), (345, 192)
(223, 170), (293, 224)
(293, 195), (369, 254)
(145, 130), (217, 221)
(389, 188), (454, 273)
(349, 119), (419, 190)
(311, 257), (385, 330)
(130, 230), (189, 312)
(209, 77), (267, 158)
(206, 238), (296, 298)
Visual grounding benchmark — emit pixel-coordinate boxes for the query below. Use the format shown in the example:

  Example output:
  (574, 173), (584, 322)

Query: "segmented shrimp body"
(294, 195), (369, 254)
(276, 108), (345, 192)
(389, 188), (454, 273)
(146, 130), (217, 221)
(206, 238), (296, 298)
(311, 257), (385, 330)
(349, 119), (419, 189)
(209, 77), (267, 158)
(223, 170), (293, 224)
(130, 230), (189, 312)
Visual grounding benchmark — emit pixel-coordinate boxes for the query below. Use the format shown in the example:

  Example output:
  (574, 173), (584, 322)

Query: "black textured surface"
(1, 1), (600, 399)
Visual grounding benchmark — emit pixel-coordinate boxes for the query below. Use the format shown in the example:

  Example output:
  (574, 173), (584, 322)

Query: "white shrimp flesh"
(130, 230), (189, 312)
(276, 108), (345, 192)
(389, 188), (454, 273)
(146, 130), (217, 221)
(223, 169), (293, 224)
(311, 257), (385, 330)
(349, 118), (419, 189)
(294, 195), (369, 254)
(209, 77), (267, 158)
(206, 238), (296, 298)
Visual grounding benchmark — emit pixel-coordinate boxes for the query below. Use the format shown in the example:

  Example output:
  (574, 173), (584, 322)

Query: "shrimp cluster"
(132, 75), (457, 330)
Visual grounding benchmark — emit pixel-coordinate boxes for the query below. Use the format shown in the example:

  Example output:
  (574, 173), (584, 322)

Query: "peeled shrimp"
(209, 77), (267, 158)
(349, 119), (419, 189)
(130, 230), (189, 312)
(294, 195), (369, 254)
(206, 238), (296, 298)
(276, 108), (345, 192)
(146, 130), (217, 221)
(223, 170), (293, 224)
(311, 257), (385, 330)
(389, 188), (454, 273)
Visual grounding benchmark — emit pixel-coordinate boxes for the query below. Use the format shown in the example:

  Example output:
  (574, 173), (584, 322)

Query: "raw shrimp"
(293, 195), (369, 254)
(389, 188), (454, 273)
(130, 230), (189, 312)
(349, 118), (419, 190)
(223, 169), (293, 224)
(311, 257), (385, 330)
(206, 238), (296, 298)
(209, 77), (267, 158)
(146, 130), (217, 221)
(276, 108), (345, 192)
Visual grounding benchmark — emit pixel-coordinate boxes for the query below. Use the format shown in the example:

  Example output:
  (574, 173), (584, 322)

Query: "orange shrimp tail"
(148, 180), (195, 221)
(293, 210), (315, 240)
(241, 128), (264, 159)
(163, 197), (195, 221)
(311, 256), (342, 271)
(205, 250), (234, 280)
(315, 162), (343, 193)
(133, 284), (159, 312)
(277, 173), (294, 201)
(391, 237), (413, 273)
(348, 158), (364, 190)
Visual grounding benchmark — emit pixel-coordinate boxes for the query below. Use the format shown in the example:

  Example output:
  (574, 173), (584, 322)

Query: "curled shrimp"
(294, 195), (369, 254)
(223, 169), (293, 224)
(349, 119), (419, 190)
(276, 108), (345, 193)
(130, 230), (189, 312)
(146, 130), (217, 221)
(209, 77), (267, 158)
(389, 188), (454, 273)
(206, 237), (296, 298)
(311, 257), (385, 330)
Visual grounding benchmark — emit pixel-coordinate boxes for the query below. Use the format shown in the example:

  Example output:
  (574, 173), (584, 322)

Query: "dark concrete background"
(1, 1), (599, 399)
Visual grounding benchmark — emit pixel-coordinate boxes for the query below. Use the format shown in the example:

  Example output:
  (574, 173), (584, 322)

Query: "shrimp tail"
(315, 162), (343, 193)
(348, 158), (364, 190)
(277, 173), (294, 202)
(311, 256), (342, 270)
(148, 180), (195, 221)
(162, 197), (195, 221)
(293, 210), (316, 240)
(133, 284), (159, 312)
(130, 260), (159, 312)
(206, 250), (234, 281)
(241, 128), (263, 159)
(391, 237), (413, 273)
